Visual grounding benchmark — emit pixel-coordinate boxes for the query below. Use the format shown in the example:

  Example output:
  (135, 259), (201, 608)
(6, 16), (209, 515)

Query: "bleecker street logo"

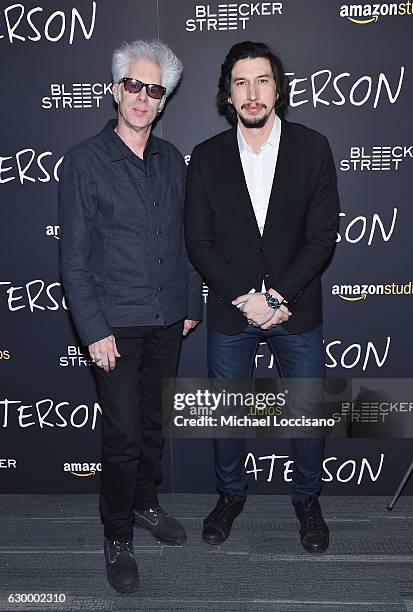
(185, 2), (283, 32)
(332, 282), (413, 301)
(42, 83), (112, 109)
(340, 146), (413, 172)
(202, 283), (209, 304)
(0, 459), (16, 469)
(340, 3), (413, 24)
(64, 462), (102, 477)
(59, 346), (92, 367)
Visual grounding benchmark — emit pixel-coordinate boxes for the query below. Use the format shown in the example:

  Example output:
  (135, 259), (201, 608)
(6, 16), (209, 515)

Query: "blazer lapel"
(221, 127), (262, 242)
(262, 119), (294, 241)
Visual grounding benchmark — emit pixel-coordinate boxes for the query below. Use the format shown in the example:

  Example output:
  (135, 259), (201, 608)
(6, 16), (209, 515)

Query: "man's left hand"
(183, 319), (200, 336)
(232, 293), (274, 326)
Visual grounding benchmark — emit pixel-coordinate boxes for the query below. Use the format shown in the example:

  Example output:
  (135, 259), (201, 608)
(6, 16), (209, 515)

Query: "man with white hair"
(59, 40), (202, 593)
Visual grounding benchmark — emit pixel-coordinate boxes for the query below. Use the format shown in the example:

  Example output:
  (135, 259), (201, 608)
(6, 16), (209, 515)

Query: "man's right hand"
(259, 305), (291, 330)
(88, 335), (121, 372)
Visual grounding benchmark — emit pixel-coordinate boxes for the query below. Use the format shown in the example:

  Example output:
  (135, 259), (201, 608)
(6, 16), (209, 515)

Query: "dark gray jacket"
(59, 119), (203, 346)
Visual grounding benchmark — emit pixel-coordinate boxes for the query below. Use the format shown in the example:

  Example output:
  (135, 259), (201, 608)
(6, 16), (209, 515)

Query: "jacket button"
(154, 313), (159, 319)
(158, 258), (163, 264)
(264, 273), (269, 278)
(158, 286), (163, 292)
(153, 200), (159, 206)
(155, 228), (161, 235)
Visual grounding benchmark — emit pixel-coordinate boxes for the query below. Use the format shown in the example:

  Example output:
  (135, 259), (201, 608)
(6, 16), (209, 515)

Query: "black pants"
(93, 321), (183, 541)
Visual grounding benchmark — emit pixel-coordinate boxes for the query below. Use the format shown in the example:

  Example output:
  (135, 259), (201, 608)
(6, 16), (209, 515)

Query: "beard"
(237, 103), (274, 129)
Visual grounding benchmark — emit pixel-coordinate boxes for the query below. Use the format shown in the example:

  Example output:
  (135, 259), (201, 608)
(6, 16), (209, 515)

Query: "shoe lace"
(113, 539), (134, 559)
(150, 505), (169, 519)
(302, 504), (325, 532)
(209, 500), (237, 525)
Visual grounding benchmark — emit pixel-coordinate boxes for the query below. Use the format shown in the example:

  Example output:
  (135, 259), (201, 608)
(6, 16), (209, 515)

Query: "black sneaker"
(202, 494), (245, 545)
(133, 505), (187, 545)
(293, 495), (329, 554)
(104, 538), (140, 594)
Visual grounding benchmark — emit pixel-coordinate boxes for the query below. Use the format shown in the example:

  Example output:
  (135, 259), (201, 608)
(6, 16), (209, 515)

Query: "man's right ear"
(112, 83), (120, 103)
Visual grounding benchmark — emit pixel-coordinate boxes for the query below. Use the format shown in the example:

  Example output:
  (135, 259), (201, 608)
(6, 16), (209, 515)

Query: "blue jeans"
(207, 323), (325, 503)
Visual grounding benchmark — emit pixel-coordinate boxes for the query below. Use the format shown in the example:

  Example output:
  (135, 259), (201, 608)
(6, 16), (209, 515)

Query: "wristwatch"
(265, 291), (287, 310)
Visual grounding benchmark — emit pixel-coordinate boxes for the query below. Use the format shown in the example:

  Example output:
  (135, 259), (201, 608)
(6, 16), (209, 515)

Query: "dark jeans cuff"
(217, 490), (247, 502)
(291, 492), (319, 504)
(104, 531), (133, 542)
(134, 489), (159, 511)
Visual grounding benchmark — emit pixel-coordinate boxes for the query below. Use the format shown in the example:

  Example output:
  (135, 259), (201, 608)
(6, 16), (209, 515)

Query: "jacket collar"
(102, 118), (163, 162)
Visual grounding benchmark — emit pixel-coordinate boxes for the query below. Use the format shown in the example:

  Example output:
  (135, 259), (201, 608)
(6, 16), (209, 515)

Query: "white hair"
(112, 39), (183, 96)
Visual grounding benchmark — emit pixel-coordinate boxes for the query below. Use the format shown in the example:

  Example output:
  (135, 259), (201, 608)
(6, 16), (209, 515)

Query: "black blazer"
(184, 119), (339, 335)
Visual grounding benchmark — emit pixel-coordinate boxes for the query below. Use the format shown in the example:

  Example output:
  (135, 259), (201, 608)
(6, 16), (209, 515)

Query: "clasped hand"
(232, 292), (292, 329)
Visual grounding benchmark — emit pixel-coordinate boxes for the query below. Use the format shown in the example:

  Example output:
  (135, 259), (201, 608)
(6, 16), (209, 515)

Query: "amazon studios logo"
(46, 225), (60, 239)
(64, 461), (101, 477)
(42, 83), (112, 110)
(332, 282), (413, 301)
(340, 3), (413, 24)
(185, 2), (283, 31)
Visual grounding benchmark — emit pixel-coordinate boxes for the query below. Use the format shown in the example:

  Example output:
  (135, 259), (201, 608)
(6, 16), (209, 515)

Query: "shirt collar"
(237, 114), (280, 154)
(102, 118), (163, 161)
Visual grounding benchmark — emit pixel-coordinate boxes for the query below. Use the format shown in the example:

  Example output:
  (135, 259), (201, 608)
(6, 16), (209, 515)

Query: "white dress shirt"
(237, 115), (281, 292)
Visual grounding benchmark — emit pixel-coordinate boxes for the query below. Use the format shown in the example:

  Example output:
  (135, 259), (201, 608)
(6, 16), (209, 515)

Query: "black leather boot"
(293, 496), (329, 554)
(104, 538), (140, 593)
(134, 505), (187, 545)
(202, 495), (245, 545)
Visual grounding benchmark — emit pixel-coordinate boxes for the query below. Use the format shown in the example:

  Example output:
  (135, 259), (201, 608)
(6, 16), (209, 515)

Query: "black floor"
(0, 494), (412, 611)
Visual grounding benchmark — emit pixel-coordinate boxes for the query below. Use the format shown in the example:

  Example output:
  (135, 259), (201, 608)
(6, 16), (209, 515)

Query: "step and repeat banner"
(1, 0), (412, 495)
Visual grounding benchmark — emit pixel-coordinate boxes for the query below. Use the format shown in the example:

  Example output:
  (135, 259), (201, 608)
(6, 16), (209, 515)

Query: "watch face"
(266, 293), (279, 309)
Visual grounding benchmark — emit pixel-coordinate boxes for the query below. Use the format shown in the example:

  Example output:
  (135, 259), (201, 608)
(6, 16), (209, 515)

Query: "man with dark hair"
(59, 40), (202, 593)
(185, 41), (339, 552)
